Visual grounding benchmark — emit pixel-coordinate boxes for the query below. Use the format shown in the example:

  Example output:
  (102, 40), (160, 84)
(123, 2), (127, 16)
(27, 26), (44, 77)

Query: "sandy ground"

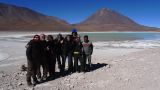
(0, 39), (160, 90)
(0, 32), (160, 90)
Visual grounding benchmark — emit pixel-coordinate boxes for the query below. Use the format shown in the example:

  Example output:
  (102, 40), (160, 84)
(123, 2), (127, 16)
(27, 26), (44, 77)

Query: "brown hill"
(0, 3), (71, 31)
(76, 8), (159, 32)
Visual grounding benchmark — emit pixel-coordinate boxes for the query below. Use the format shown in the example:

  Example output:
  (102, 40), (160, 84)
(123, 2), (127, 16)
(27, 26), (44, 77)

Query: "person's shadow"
(40, 63), (108, 84)
(90, 63), (108, 71)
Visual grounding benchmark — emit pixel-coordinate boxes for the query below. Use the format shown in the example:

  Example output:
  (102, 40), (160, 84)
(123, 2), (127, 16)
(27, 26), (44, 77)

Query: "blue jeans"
(62, 53), (73, 73)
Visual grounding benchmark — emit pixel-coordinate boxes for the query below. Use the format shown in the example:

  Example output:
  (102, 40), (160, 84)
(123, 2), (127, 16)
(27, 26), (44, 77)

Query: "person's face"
(73, 33), (76, 37)
(40, 34), (45, 40)
(33, 36), (39, 41)
(67, 36), (70, 41)
(47, 36), (52, 41)
(84, 37), (88, 42)
(76, 37), (80, 42)
(57, 35), (61, 40)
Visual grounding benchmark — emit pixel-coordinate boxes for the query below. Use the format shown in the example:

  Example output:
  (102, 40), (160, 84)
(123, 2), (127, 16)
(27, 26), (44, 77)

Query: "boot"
(32, 76), (38, 85)
(42, 75), (47, 81)
(27, 81), (34, 87)
(26, 74), (34, 87)
(37, 77), (42, 83)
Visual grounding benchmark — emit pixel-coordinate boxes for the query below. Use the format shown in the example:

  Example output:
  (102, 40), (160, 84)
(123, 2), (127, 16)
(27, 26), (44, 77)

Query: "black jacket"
(62, 40), (74, 55)
(26, 40), (43, 60)
(54, 39), (63, 55)
(46, 41), (56, 56)
(74, 41), (83, 55)
(40, 40), (47, 56)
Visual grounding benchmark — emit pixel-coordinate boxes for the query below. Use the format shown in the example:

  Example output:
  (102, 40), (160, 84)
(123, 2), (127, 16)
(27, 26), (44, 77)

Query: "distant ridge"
(0, 3), (71, 31)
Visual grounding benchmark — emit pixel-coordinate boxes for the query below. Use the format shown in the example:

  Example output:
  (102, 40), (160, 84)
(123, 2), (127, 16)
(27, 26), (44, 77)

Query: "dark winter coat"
(73, 41), (83, 55)
(26, 40), (43, 61)
(62, 40), (74, 55)
(46, 41), (56, 56)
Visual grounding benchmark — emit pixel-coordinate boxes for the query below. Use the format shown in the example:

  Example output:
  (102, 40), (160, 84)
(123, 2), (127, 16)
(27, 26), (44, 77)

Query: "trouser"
(48, 56), (56, 76)
(81, 55), (86, 72)
(62, 53), (73, 73)
(36, 57), (48, 79)
(83, 54), (92, 70)
(26, 59), (37, 84)
(56, 54), (62, 70)
(74, 54), (82, 72)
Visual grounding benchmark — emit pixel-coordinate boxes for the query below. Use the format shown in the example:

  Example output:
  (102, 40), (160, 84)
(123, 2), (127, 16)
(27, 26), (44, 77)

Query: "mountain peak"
(79, 7), (138, 25)
(97, 8), (112, 16)
(100, 8), (111, 11)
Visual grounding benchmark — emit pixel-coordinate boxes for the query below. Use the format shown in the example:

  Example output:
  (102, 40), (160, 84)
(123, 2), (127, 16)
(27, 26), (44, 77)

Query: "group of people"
(25, 29), (93, 87)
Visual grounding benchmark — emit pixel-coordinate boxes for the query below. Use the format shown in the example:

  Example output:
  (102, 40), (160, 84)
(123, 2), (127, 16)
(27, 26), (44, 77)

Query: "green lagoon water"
(79, 32), (160, 42)
(1, 32), (160, 48)
(79, 32), (160, 48)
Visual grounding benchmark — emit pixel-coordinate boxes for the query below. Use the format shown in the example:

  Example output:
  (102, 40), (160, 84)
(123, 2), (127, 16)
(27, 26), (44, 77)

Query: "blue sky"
(0, 0), (160, 27)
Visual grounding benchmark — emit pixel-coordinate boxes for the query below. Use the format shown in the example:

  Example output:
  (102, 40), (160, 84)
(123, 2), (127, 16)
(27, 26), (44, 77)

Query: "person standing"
(25, 35), (41, 86)
(82, 35), (93, 71)
(54, 34), (64, 72)
(73, 35), (83, 72)
(46, 35), (56, 77)
(36, 34), (48, 81)
(61, 35), (74, 74)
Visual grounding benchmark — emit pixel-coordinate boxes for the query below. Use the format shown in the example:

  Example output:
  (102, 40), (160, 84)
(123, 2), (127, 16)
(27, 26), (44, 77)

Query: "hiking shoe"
(27, 82), (34, 87)
(42, 76), (47, 81)
(33, 80), (38, 85)
(37, 78), (42, 83)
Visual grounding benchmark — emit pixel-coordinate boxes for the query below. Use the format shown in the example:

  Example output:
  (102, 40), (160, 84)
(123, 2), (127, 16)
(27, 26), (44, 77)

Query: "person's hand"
(47, 47), (49, 51)
(25, 45), (29, 48)
(60, 40), (63, 44)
